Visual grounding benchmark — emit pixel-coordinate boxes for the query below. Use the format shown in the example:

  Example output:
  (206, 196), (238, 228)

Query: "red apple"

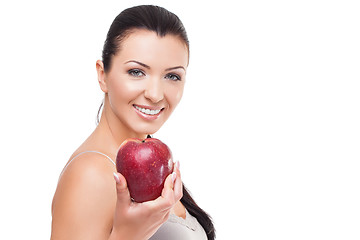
(116, 137), (174, 203)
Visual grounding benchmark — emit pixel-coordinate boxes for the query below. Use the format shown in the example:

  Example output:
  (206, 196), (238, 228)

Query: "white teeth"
(134, 105), (161, 115)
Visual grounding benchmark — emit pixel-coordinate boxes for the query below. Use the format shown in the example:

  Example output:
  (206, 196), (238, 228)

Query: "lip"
(133, 104), (163, 111)
(133, 104), (164, 121)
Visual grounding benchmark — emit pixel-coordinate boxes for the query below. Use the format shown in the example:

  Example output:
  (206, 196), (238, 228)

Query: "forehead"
(114, 29), (189, 68)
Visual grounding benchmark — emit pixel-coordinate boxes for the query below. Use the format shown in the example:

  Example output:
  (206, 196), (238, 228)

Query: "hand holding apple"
(116, 137), (174, 203)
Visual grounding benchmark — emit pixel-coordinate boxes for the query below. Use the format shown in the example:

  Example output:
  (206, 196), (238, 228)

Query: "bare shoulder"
(51, 152), (116, 239)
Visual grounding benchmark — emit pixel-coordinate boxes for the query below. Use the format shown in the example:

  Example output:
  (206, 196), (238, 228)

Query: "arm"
(51, 154), (116, 239)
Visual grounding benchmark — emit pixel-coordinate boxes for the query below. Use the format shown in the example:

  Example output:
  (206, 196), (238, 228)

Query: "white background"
(1, 0), (359, 239)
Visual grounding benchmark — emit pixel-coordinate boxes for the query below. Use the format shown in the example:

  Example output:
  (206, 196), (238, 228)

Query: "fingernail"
(175, 161), (180, 171)
(113, 172), (120, 184)
(172, 172), (177, 183)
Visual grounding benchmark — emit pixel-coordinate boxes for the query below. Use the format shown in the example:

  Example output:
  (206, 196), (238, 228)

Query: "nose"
(144, 77), (164, 103)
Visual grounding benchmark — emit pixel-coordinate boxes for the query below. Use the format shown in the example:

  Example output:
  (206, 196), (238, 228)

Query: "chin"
(126, 111), (172, 137)
(131, 123), (163, 137)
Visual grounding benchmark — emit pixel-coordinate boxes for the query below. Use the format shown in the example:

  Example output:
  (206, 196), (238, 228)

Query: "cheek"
(166, 83), (184, 108)
(109, 77), (143, 104)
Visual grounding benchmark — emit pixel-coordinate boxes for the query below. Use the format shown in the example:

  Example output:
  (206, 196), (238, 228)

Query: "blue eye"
(165, 73), (181, 81)
(128, 69), (145, 77)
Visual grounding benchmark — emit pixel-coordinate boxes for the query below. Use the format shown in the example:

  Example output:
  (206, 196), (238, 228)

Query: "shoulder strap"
(59, 151), (116, 178)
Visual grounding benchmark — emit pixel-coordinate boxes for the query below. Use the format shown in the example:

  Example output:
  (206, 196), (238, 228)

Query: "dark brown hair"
(97, 5), (215, 239)
(102, 5), (189, 72)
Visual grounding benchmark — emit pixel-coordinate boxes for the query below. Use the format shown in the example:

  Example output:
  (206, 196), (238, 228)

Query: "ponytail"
(181, 184), (216, 240)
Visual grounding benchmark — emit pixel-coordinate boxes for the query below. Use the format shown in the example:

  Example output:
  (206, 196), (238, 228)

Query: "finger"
(113, 172), (131, 206)
(173, 164), (183, 202)
(174, 161), (181, 179)
(162, 172), (176, 198)
(146, 173), (175, 211)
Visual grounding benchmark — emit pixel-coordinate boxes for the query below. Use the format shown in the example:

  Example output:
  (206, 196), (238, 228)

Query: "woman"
(51, 5), (215, 240)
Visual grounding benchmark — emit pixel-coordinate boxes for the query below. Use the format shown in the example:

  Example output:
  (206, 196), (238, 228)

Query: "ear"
(96, 60), (108, 93)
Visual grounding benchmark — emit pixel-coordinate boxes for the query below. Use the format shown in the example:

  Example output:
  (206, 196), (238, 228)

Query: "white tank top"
(62, 151), (208, 240)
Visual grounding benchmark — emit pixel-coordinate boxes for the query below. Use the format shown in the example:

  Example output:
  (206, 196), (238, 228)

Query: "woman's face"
(98, 29), (188, 136)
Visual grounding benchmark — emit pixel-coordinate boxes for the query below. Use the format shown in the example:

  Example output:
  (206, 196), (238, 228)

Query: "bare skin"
(51, 30), (189, 240)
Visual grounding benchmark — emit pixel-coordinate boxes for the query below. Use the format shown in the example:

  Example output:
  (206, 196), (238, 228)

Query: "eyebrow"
(125, 60), (150, 69)
(165, 66), (186, 72)
(125, 60), (185, 72)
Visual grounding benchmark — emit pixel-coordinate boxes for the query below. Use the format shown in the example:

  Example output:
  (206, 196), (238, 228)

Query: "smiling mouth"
(133, 105), (164, 116)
